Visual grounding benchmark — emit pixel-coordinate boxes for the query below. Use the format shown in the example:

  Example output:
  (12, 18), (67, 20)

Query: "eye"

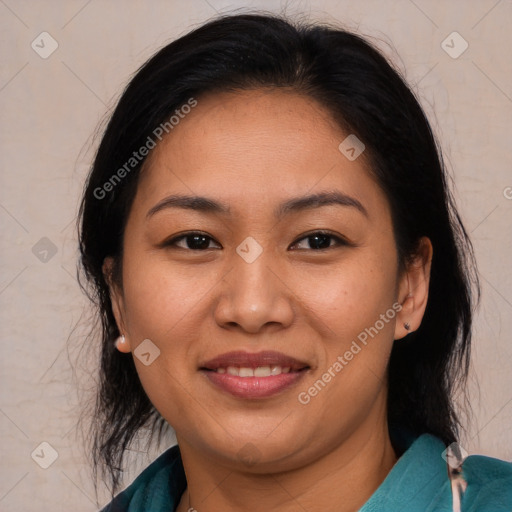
(289, 231), (349, 251)
(164, 232), (221, 251)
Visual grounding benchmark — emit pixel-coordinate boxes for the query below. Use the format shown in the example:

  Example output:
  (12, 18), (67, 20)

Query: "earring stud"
(115, 334), (126, 350)
(404, 322), (411, 331)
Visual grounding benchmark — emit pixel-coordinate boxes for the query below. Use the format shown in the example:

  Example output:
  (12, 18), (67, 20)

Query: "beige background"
(1, 0), (511, 510)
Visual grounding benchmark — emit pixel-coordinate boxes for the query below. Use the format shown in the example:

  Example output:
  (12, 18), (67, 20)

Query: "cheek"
(295, 251), (399, 343)
(295, 256), (398, 434)
(119, 253), (218, 401)
(119, 256), (212, 419)
(121, 253), (216, 340)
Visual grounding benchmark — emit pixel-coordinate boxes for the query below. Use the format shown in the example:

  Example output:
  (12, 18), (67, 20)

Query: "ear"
(103, 257), (131, 353)
(394, 237), (433, 340)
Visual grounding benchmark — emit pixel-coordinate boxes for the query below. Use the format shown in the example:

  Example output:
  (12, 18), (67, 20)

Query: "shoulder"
(100, 444), (186, 512)
(360, 433), (512, 512)
(395, 432), (512, 509)
(461, 453), (512, 511)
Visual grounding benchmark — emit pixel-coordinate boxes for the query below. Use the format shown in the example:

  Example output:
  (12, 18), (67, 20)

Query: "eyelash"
(163, 230), (350, 252)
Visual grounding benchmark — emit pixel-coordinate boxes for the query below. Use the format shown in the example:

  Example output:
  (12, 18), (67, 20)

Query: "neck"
(176, 414), (397, 512)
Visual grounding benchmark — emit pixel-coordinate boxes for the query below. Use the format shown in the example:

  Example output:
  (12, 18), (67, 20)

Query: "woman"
(78, 13), (512, 512)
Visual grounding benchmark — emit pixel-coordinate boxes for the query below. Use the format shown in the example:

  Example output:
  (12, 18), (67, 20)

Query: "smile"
(214, 365), (291, 377)
(199, 351), (310, 399)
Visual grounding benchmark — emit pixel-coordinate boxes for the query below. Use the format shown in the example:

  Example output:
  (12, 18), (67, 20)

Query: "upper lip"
(200, 351), (310, 371)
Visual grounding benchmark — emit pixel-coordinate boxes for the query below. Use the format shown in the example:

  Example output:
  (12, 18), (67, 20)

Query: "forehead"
(135, 89), (388, 219)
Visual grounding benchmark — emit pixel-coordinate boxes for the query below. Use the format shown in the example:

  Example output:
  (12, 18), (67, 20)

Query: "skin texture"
(105, 89), (432, 512)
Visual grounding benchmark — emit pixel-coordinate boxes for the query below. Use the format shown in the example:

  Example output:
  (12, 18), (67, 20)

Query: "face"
(107, 88), (428, 472)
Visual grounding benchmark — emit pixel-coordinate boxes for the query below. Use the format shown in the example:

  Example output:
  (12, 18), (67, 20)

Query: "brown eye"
(165, 232), (221, 251)
(290, 231), (349, 251)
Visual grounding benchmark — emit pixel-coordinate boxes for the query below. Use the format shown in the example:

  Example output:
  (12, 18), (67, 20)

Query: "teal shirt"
(101, 434), (512, 511)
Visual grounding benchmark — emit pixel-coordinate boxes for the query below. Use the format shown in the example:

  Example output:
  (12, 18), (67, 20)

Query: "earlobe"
(103, 257), (131, 352)
(394, 237), (433, 341)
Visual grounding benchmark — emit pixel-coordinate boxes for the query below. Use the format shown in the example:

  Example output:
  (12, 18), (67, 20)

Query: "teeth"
(254, 366), (271, 377)
(239, 367), (254, 377)
(217, 366), (291, 377)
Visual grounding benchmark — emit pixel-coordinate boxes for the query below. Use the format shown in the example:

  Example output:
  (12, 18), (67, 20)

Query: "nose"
(214, 243), (295, 334)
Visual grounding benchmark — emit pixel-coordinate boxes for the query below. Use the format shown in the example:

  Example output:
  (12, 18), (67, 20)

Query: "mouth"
(199, 351), (310, 399)
(207, 365), (296, 377)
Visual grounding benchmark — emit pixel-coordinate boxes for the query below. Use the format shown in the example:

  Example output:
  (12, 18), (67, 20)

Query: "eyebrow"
(146, 191), (367, 219)
(276, 191), (367, 218)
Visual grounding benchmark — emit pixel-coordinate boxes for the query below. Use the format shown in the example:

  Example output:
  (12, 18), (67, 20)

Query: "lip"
(200, 350), (309, 371)
(199, 350), (310, 399)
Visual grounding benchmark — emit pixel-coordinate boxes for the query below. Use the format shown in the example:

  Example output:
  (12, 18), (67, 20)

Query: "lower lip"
(202, 370), (307, 399)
